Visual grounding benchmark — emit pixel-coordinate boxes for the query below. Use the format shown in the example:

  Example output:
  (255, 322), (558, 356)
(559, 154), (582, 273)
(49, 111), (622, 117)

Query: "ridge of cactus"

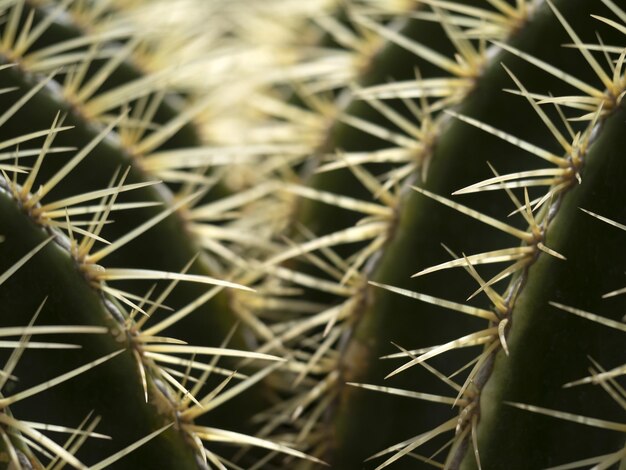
(239, 0), (543, 466)
(1, 0), (625, 469)
(226, 0), (626, 468)
(335, 1), (626, 468)
(0, 1), (290, 436)
(0, 67), (323, 467)
(0, 1), (326, 467)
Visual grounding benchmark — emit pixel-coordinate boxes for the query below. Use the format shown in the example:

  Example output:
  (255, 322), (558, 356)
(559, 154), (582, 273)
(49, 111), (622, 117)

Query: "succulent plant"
(0, 0), (624, 469)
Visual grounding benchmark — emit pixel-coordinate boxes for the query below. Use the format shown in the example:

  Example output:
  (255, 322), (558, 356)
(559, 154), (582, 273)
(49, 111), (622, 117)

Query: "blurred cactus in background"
(0, 1), (624, 469)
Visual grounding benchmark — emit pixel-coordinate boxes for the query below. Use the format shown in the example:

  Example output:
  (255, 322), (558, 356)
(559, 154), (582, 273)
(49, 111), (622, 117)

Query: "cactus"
(0, 0), (625, 469)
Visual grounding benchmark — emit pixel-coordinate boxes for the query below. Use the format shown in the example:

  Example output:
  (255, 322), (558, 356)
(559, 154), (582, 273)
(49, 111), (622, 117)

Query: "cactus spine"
(0, 1), (625, 469)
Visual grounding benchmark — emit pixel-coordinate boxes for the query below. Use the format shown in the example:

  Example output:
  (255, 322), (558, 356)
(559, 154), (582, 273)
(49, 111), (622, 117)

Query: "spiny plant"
(0, 0), (624, 469)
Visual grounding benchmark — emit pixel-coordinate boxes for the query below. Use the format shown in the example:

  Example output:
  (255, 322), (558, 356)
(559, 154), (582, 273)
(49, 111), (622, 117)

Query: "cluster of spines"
(223, 0), (626, 468)
(1, 0), (625, 468)
(351, 1), (626, 468)
(227, 0), (540, 465)
(0, 0), (345, 467)
(0, 59), (320, 470)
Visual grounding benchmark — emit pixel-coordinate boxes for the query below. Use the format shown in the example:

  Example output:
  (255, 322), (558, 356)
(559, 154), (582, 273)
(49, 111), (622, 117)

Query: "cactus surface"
(0, 1), (624, 469)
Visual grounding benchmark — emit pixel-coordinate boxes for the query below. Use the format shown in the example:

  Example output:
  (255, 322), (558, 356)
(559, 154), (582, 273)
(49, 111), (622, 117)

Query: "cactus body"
(0, 1), (624, 469)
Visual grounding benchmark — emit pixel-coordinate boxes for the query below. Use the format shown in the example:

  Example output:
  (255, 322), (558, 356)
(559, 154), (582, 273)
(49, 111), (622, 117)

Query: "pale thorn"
(133, 349), (148, 403)
(0, 70), (59, 129)
(77, 37), (141, 105)
(411, 185), (533, 242)
(417, 1), (505, 25)
(550, 301), (626, 333)
(140, 344), (284, 363)
(546, 448), (626, 470)
(370, 281), (499, 322)
(537, 242), (566, 260)
(0, 325), (107, 337)
(385, 342), (463, 393)
(281, 183), (392, 217)
(449, 417), (474, 458)
(181, 371), (236, 420)
(599, 0), (626, 24)
(86, 189), (202, 264)
(431, 4), (481, 70)
(293, 327), (342, 386)
(449, 355), (482, 381)
(41, 180), (161, 212)
(158, 367), (203, 409)
(454, 340), (500, 408)
(20, 421), (109, 440)
(133, 94), (214, 156)
(348, 382), (462, 406)
(3, 1), (25, 53)
(603, 286), (626, 298)
(563, 363), (626, 389)
(21, 111), (65, 197)
(22, 428), (57, 460)
(353, 77), (472, 100)
(339, 113), (420, 149)
(0, 414), (87, 470)
(186, 322), (240, 405)
(367, 418), (458, 469)
(491, 41), (602, 99)
(14, 0), (74, 57)
(587, 359), (626, 407)
(0, 236), (52, 286)
(135, 255), (197, 327)
(88, 424), (174, 470)
(24, 28), (133, 67)
(412, 246), (533, 278)
(97, 284), (149, 317)
(580, 208), (626, 232)
(385, 328), (498, 379)
(514, 90), (600, 110)
(351, 82), (425, 139)
(498, 318), (509, 356)
(501, 64), (572, 155)
(355, 14), (466, 77)
(507, 402), (626, 432)
(203, 448), (227, 470)
(185, 425), (328, 466)
(0, 350), (124, 408)
(291, 371), (339, 421)
(0, 428), (20, 468)
(83, 173), (130, 257)
(453, 169), (568, 196)
(0, 163), (27, 173)
(96, 268), (254, 293)
(140, 284), (224, 337)
(470, 413), (482, 470)
(134, 336), (186, 345)
(545, 0), (613, 92)
(459, 251), (508, 314)
(585, 15), (626, 37)
(446, 111), (566, 166)
(0, 296), (48, 390)
(0, 130), (73, 157)
(0, 341), (82, 349)
(264, 221), (387, 267)
(144, 352), (244, 380)
(28, 113), (127, 207)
